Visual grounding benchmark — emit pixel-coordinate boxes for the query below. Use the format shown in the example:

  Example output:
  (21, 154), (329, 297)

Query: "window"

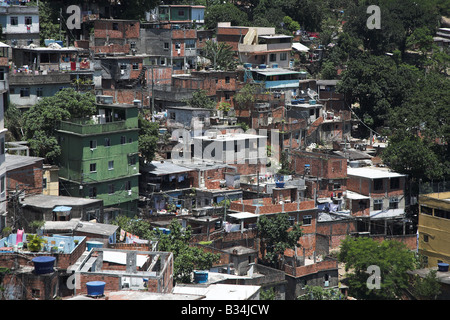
(31, 289), (40, 298)
(269, 53), (276, 62)
(104, 138), (111, 147)
(389, 197), (399, 209)
(112, 22), (119, 30)
(125, 180), (131, 191)
(108, 160), (114, 170)
(128, 138), (133, 144)
(90, 140), (97, 149)
(129, 155), (136, 166)
(423, 235), (429, 243)
(90, 163), (97, 173)
(225, 93), (230, 101)
(120, 64), (128, 70)
(178, 10), (185, 16)
(185, 39), (195, 49)
(421, 206), (433, 215)
(373, 199), (383, 211)
(121, 136), (126, 144)
(280, 52), (287, 61)
(169, 112), (176, 120)
(89, 187), (97, 198)
(373, 179), (384, 191)
(20, 87), (30, 97)
(175, 42), (181, 49)
(36, 87), (43, 97)
(225, 76), (230, 84)
(435, 209), (450, 220)
(25, 16), (32, 25)
(164, 42), (169, 50)
(10, 17), (18, 26)
(390, 177), (400, 190)
(130, 41), (136, 49)
(42, 177), (47, 189)
(303, 215), (312, 226)
(132, 63), (139, 70)
(0, 137), (4, 155)
(108, 184), (115, 194)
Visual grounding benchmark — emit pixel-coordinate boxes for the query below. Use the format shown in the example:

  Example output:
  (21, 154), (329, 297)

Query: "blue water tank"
(438, 263), (449, 272)
(86, 241), (103, 251)
(32, 256), (56, 275)
(243, 63), (252, 69)
(193, 271), (208, 283)
(86, 281), (106, 296)
(259, 64), (266, 69)
(276, 181), (285, 188)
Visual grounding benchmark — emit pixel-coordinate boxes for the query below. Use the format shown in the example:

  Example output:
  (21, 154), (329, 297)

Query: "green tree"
(410, 269), (441, 300)
(257, 213), (303, 268)
(38, 1), (64, 46)
(185, 89), (216, 110)
(200, 40), (237, 71)
(112, 215), (155, 240)
(138, 113), (159, 163)
(156, 219), (220, 284)
(204, 3), (249, 30)
(320, 60), (337, 80)
(22, 88), (96, 163)
(298, 285), (344, 300)
(338, 236), (416, 300)
(383, 71), (450, 181)
(234, 83), (261, 110)
(282, 16), (300, 34)
(4, 103), (25, 142)
(336, 55), (420, 136)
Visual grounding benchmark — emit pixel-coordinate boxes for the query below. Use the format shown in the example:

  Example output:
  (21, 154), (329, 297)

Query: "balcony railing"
(59, 119), (127, 135)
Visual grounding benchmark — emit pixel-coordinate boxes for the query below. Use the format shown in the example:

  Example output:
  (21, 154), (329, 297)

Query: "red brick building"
(6, 154), (44, 198)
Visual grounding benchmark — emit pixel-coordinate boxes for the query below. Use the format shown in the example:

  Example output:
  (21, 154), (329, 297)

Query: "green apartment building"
(56, 99), (140, 219)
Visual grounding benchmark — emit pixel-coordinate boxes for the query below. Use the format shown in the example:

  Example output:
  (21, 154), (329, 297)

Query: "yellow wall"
(418, 192), (450, 267)
(43, 166), (59, 196)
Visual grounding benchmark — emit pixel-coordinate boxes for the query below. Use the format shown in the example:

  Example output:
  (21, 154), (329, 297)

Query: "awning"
(292, 42), (310, 52)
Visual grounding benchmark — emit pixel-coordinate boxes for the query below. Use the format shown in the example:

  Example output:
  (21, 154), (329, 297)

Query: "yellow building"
(418, 192), (450, 267)
(42, 165), (59, 196)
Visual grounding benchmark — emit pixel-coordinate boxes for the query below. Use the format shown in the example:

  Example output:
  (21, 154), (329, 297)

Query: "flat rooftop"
(347, 167), (406, 179)
(21, 194), (102, 209)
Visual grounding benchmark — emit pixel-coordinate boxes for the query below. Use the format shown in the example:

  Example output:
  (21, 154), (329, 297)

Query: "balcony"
(9, 72), (71, 85)
(59, 119), (128, 135)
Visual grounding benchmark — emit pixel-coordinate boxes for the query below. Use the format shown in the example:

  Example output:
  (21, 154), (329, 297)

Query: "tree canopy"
(338, 236), (416, 300)
(156, 219), (220, 284)
(138, 113), (159, 163)
(22, 88), (96, 163)
(200, 40), (237, 71)
(257, 213), (303, 268)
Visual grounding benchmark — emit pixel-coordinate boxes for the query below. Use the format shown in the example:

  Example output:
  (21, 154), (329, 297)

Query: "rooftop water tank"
(32, 256), (56, 275)
(193, 271), (208, 284)
(276, 181), (285, 188)
(86, 281), (106, 297)
(438, 263), (449, 272)
(259, 64), (267, 69)
(86, 241), (103, 251)
(243, 63), (252, 69)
